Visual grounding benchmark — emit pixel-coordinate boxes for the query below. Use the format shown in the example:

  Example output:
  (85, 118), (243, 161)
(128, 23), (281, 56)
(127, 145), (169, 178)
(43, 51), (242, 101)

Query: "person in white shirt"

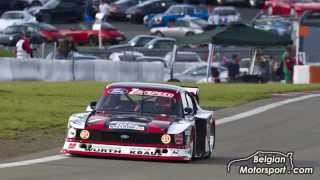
(99, 0), (111, 22)
(16, 32), (33, 59)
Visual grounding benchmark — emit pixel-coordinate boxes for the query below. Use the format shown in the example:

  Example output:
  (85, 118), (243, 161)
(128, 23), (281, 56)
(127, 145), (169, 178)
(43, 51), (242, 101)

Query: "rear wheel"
(186, 32), (195, 36)
(88, 36), (98, 46)
(154, 31), (164, 37)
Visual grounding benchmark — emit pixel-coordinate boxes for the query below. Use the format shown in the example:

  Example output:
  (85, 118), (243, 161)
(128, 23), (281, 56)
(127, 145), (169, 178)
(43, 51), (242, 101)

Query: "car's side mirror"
(86, 101), (97, 112)
(184, 107), (193, 115)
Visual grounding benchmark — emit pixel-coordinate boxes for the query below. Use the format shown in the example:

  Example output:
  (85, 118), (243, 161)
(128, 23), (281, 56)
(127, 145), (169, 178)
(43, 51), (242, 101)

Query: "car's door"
(273, 0), (292, 15)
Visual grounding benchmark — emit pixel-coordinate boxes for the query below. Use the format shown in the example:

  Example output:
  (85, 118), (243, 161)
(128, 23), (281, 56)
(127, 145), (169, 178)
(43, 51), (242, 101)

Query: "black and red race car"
(62, 82), (215, 161)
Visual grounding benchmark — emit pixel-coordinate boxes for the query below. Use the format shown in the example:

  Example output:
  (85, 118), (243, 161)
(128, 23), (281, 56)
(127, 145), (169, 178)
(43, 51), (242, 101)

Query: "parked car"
(0, 24), (44, 46)
(24, 22), (62, 42)
(62, 82), (215, 161)
(144, 4), (209, 28)
(27, 0), (85, 23)
(136, 56), (168, 67)
(144, 37), (176, 49)
(108, 35), (157, 51)
(125, 0), (176, 24)
(109, 51), (144, 61)
(0, 0), (28, 16)
(216, 0), (265, 8)
(208, 6), (240, 26)
(59, 23), (126, 46)
(172, 63), (229, 83)
(164, 51), (203, 64)
(109, 0), (148, 20)
(27, 0), (50, 6)
(0, 11), (37, 32)
(150, 16), (213, 37)
(264, 0), (320, 17)
(252, 15), (293, 35)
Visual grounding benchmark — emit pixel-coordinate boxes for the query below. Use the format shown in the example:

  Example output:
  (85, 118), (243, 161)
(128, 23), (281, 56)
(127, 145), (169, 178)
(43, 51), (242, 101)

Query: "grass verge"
(0, 81), (320, 139)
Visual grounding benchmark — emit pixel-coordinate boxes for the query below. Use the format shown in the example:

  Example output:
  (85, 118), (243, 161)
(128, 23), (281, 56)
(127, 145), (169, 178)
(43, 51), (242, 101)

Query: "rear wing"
(183, 87), (200, 103)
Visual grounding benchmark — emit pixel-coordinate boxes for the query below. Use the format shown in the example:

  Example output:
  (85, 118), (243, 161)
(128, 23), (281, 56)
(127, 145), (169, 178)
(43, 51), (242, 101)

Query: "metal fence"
(0, 58), (165, 82)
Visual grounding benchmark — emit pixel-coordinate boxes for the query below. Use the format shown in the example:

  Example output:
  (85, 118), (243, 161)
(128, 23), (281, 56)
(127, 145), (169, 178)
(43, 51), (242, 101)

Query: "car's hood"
(294, 2), (320, 9)
(86, 113), (181, 134)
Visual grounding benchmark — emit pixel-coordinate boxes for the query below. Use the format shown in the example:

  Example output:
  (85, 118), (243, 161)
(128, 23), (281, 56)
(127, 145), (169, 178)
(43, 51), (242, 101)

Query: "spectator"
(15, 31), (33, 59)
(84, 0), (96, 27)
(99, 0), (111, 22)
(211, 66), (220, 83)
(226, 54), (240, 81)
(55, 38), (69, 59)
(281, 45), (297, 83)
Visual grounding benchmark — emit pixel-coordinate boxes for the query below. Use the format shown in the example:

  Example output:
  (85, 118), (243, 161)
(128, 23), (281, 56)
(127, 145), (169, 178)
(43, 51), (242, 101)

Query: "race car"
(62, 82), (215, 161)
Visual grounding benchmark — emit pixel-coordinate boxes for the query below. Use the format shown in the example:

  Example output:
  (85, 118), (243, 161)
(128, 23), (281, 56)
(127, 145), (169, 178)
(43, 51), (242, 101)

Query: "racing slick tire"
(88, 36), (99, 46)
(204, 123), (215, 159)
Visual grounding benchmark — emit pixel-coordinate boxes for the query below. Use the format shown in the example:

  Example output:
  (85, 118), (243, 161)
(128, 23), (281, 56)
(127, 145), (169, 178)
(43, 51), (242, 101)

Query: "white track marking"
(216, 94), (320, 126)
(0, 94), (319, 169)
(0, 155), (68, 169)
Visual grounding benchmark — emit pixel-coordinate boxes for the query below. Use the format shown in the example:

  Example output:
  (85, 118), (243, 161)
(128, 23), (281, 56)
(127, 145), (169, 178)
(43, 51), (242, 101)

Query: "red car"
(264, 0), (320, 17)
(25, 22), (62, 42)
(59, 23), (126, 46)
(62, 82), (215, 161)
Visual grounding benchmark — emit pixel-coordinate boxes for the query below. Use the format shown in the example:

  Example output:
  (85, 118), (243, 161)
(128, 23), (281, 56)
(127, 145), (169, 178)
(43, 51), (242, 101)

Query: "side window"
(185, 93), (194, 112)
(181, 92), (188, 109)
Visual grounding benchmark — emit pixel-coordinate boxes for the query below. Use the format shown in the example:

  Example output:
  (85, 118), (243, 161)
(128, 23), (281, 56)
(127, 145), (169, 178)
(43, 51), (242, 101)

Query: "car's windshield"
(96, 88), (182, 117)
(3, 26), (24, 34)
(43, 0), (60, 9)
(1, 12), (24, 20)
(37, 23), (57, 31)
(213, 9), (237, 16)
(129, 36), (154, 46)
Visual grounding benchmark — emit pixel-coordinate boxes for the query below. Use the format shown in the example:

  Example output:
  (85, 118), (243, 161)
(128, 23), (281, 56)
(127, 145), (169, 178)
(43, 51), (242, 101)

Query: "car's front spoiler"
(62, 141), (192, 161)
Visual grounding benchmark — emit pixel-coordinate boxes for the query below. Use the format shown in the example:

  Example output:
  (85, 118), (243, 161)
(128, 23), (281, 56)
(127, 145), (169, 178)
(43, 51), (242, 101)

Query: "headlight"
(161, 134), (171, 144)
(155, 16), (162, 23)
(174, 133), (184, 145)
(67, 128), (77, 138)
(80, 130), (90, 140)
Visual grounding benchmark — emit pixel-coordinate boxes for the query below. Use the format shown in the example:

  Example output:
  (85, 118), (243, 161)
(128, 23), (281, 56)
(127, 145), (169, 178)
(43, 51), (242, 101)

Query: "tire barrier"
(0, 58), (165, 82)
(294, 65), (320, 84)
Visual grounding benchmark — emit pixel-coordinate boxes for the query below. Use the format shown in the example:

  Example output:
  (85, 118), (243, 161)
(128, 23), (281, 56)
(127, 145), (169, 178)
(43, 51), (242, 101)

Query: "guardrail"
(0, 58), (165, 82)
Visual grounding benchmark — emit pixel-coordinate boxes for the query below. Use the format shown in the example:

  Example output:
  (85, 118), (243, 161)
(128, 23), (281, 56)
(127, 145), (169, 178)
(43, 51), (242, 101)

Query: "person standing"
(16, 32), (33, 59)
(281, 45), (296, 83)
(99, 0), (111, 22)
(227, 54), (240, 82)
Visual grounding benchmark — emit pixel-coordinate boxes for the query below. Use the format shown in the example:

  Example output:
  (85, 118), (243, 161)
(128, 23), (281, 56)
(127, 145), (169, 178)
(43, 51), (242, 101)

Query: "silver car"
(208, 6), (240, 26)
(172, 63), (228, 83)
(150, 17), (207, 37)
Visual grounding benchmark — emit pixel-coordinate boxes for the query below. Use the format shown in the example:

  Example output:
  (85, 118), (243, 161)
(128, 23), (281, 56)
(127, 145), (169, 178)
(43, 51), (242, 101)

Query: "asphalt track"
(0, 95), (319, 180)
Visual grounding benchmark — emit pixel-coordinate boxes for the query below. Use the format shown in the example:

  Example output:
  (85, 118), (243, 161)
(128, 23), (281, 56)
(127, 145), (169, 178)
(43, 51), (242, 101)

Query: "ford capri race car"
(62, 82), (215, 161)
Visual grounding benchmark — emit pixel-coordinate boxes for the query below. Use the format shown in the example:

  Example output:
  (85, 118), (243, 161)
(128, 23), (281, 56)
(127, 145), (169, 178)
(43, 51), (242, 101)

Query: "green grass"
(1, 81), (320, 139)
(0, 48), (14, 57)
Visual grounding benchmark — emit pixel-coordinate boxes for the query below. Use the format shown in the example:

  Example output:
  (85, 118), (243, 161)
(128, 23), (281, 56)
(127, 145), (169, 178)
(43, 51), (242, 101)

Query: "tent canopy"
(176, 23), (292, 47)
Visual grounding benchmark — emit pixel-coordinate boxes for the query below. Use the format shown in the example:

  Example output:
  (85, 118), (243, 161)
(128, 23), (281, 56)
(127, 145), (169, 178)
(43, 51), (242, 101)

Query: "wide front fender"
(167, 120), (194, 134)
(68, 112), (90, 129)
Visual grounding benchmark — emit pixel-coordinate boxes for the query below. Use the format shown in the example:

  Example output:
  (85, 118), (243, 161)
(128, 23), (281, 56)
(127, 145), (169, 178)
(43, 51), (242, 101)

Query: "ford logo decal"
(120, 134), (130, 140)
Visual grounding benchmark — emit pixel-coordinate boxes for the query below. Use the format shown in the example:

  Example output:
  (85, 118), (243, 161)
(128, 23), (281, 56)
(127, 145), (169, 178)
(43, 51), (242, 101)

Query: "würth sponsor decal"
(84, 144), (122, 154)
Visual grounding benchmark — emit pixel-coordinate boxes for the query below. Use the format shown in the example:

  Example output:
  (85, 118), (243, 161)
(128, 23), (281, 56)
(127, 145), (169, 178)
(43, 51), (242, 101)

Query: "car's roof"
(108, 82), (186, 92)
(213, 6), (236, 11)
(171, 4), (196, 8)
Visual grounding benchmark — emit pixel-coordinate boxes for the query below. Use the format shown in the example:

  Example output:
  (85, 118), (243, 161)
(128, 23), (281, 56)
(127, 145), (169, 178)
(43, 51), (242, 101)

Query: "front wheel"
(205, 123), (215, 159)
